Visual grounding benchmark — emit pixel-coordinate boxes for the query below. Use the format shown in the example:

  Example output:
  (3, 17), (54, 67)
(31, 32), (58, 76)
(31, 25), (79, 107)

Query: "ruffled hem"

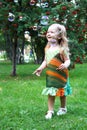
(42, 87), (58, 96)
(42, 78), (72, 97)
(64, 82), (72, 96)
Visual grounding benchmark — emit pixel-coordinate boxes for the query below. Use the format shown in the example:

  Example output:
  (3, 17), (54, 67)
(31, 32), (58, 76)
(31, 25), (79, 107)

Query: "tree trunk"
(20, 36), (25, 64)
(4, 32), (13, 61)
(11, 35), (17, 76)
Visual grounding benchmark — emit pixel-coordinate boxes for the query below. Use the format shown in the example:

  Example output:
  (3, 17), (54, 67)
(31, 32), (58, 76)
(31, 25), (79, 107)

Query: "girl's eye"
(51, 31), (54, 33)
(49, 31), (53, 33)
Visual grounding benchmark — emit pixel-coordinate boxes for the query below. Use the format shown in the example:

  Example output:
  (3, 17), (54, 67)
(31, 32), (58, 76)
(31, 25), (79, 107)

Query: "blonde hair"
(45, 23), (70, 56)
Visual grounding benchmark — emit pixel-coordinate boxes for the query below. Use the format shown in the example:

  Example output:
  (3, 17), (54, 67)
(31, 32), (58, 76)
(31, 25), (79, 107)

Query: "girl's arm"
(58, 58), (70, 70)
(37, 59), (47, 70)
(33, 58), (47, 76)
(58, 50), (70, 70)
(63, 59), (70, 68)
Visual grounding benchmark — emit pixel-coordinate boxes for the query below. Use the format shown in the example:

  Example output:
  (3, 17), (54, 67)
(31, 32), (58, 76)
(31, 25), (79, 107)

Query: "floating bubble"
(8, 12), (15, 22)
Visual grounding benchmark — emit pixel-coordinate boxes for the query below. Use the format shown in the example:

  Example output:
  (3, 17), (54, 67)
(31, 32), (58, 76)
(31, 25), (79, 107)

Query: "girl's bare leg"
(48, 95), (55, 111)
(57, 96), (67, 116)
(45, 95), (55, 119)
(60, 95), (66, 108)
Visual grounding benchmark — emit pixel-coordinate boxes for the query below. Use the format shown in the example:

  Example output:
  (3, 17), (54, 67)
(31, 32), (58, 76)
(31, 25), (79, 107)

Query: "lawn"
(0, 61), (87, 130)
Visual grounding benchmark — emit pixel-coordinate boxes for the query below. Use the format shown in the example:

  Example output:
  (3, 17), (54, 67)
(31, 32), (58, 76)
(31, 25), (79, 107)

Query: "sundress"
(42, 48), (72, 96)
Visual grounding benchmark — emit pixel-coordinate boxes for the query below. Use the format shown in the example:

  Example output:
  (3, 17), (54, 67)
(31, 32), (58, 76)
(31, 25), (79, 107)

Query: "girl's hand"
(33, 69), (42, 76)
(56, 60), (70, 70)
(56, 63), (66, 70)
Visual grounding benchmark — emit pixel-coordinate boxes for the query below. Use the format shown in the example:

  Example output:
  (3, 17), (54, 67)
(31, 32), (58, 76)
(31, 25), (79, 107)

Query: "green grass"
(0, 61), (87, 130)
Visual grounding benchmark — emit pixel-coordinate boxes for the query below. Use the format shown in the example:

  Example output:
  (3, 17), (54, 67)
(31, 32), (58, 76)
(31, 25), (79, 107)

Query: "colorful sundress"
(42, 48), (72, 96)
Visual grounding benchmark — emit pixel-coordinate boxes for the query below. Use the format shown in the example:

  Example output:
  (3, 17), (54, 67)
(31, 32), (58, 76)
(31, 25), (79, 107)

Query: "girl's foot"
(45, 110), (54, 119)
(57, 107), (67, 116)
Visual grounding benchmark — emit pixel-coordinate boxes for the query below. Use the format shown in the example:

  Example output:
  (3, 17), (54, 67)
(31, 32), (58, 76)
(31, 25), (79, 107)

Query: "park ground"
(0, 61), (87, 130)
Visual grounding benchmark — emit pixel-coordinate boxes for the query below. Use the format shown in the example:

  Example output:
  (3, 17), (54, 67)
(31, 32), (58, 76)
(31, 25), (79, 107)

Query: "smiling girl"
(33, 23), (72, 119)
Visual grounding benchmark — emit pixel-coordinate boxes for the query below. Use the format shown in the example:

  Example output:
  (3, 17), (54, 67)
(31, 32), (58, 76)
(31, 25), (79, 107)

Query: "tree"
(0, 0), (42, 76)
(0, 0), (86, 75)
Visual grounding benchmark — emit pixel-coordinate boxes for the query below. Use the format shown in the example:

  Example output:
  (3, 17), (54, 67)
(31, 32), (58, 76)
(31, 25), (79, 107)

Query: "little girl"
(33, 23), (72, 119)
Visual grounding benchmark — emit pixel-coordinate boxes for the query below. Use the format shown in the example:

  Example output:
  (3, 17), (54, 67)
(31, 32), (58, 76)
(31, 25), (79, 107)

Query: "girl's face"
(46, 25), (59, 43)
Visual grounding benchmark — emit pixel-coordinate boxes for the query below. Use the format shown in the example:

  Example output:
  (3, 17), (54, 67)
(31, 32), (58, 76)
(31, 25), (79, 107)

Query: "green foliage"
(69, 40), (86, 65)
(0, 62), (87, 129)
(0, 0), (86, 64)
(0, 32), (6, 50)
